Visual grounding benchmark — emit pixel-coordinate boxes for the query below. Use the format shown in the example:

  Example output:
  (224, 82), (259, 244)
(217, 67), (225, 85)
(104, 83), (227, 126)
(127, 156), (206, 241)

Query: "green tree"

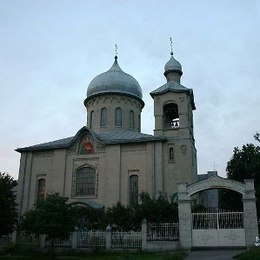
(135, 192), (178, 224)
(220, 141), (260, 214)
(0, 172), (17, 236)
(105, 202), (137, 231)
(254, 132), (260, 143)
(73, 206), (106, 231)
(21, 193), (76, 247)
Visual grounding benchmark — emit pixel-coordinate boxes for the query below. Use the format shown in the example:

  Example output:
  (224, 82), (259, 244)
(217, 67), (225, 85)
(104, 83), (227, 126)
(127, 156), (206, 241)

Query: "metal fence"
(192, 211), (244, 229)
(0, 235), (12, 248)
(0, 222), (179, 250)
(46, 234), (72, 248)
(77, 231), (106, 248)
(16, 232), (40, 246)
(112, 231), (141, 249)
(147, 223), (179, 241)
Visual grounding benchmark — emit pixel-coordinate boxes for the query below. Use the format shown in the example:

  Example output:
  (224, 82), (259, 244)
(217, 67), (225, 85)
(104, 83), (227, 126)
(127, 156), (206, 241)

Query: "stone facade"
(16, 53), (198, 215)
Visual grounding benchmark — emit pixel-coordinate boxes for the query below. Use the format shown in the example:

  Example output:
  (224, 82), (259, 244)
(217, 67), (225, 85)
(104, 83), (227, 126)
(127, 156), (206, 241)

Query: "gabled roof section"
(16, 127), (165, 152)
(16, 127), (94, 152)
(150, 81), (196, 110)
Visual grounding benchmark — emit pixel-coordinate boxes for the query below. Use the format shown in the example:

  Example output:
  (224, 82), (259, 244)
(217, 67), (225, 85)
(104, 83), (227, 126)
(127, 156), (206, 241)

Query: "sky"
(0, 0), (260, 180)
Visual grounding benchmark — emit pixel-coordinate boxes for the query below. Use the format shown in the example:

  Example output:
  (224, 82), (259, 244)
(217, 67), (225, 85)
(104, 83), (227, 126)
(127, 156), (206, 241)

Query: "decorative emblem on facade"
(79, 135), (94, 154)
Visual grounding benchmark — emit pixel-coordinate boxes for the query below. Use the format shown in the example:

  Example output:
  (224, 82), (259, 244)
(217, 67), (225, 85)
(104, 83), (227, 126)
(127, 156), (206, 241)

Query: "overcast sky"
(1, 0), (260, 179)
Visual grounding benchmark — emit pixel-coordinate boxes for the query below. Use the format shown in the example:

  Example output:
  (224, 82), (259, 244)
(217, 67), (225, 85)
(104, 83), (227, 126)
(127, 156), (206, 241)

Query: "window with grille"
(76, 167), (96, 196)
(37, 178), (46, 199)
(169, 147), (174, 161)
(129, 175), (138, 207)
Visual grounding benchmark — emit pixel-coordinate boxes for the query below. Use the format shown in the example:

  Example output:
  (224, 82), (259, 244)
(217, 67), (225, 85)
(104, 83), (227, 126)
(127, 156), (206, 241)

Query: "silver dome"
(86, 57), (143, 102)
(164, 54), (182, 74)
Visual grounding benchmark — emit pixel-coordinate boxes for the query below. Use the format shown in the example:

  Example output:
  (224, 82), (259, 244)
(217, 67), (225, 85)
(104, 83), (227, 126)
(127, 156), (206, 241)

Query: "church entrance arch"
(177, 175), (258, 249)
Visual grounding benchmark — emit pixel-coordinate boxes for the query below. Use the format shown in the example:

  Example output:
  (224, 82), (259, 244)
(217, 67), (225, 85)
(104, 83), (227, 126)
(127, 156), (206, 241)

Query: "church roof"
(97, 130), (165, 144)
(85, 57), (144, 107)
(150, 81), (196, 110)
(16, 127), (165, 152)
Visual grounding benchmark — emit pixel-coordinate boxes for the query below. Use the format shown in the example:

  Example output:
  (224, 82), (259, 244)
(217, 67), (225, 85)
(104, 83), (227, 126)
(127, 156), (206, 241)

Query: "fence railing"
(16, 232), (40, 246)
(0, 221), (179, 251)
(147, 223), (179, 241)
(0, 235), (12, 248)
(192, 211), (244, 229)
(77, 231), (106, 248)
(112, 231), (141, 249)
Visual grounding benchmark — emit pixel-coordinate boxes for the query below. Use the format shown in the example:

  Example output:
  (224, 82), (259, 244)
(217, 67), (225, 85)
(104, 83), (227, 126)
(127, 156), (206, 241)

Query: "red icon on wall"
(83, 141), (93, 153)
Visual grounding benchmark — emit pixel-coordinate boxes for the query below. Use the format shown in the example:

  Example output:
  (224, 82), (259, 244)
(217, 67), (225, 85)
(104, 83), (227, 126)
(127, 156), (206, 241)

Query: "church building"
(16, 50), (198, 214)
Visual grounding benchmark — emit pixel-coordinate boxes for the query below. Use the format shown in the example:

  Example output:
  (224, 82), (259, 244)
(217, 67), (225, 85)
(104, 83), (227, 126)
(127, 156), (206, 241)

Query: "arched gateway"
(177, 175), (258, 249)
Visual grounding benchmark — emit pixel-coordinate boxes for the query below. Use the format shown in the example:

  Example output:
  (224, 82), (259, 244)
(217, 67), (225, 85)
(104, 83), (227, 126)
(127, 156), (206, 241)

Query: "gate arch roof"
(187, 175), (246, 196)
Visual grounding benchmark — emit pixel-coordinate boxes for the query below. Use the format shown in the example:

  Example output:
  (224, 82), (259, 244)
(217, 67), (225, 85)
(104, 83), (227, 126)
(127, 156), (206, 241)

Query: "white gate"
(192, 211), (246, 247)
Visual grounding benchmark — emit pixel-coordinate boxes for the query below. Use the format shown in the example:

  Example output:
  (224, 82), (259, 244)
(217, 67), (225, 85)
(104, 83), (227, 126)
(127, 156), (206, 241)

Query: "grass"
(234, 247), (260, 260)
(0, 247), (187, 260)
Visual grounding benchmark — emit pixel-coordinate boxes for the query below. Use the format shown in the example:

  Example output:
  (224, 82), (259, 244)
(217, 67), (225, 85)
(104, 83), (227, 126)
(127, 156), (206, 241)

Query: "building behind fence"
(0, 221), (179, 251)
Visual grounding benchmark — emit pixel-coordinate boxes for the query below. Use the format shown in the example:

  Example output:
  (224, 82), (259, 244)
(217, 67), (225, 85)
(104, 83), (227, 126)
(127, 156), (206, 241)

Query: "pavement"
(184, 249), (245, 260)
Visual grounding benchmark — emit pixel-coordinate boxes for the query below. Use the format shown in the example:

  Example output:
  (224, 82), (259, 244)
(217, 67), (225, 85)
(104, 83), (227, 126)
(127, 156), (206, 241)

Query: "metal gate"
(192, 211), (246, 247)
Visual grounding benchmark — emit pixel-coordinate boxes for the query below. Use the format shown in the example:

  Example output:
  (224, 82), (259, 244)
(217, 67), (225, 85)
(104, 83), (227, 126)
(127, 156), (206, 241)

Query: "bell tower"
(150, 44), (197, 191)
(150, 49), (196, 139)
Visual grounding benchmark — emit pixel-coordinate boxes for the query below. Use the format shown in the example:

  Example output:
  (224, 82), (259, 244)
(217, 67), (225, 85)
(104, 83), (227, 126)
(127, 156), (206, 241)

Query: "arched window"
(115, 107), (122, 127)
(76, 167), (96, 196)
(37, 178), (45, 199)
(90, 111), (94, 129)
(163, 103), (179, 129)
(129, 110), (134, 129)
(129, 175), (138, 207)
(169, 147), (174, 161)
(100, 107), (107, 127)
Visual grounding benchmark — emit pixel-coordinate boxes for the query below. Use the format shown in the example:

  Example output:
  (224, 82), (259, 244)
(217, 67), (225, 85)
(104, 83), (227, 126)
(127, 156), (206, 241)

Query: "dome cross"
(115, 44), (118, 60)
(170, 37), (173, 56)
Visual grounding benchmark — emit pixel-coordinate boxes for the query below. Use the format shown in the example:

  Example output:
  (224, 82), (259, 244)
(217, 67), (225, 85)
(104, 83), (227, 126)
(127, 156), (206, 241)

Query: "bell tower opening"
(163, 103), (179, 129)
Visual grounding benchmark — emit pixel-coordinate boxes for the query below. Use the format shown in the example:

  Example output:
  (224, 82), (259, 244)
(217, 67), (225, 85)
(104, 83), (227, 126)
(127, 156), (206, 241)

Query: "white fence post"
(141, 219), (147, 251)
(178, 182), (192, 249)
(11, 230), (17, 244)
(39, 234), (46, 249)
(71, 231), (78, 249)
(106, 225), (112, 251)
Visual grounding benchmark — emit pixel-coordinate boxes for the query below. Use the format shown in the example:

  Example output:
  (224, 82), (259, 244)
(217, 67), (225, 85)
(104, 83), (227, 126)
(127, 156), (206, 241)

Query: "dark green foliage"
(21, 193), (76, 247)
(73, 206), (106, 231)
(191, 200), (207, 212)
(74, 192), (178, 232)
(0, 172), (17, 236)
(220, 139), (260, 215)
(226, 144), (260, 181)
(234, 247), (260, 260)
(135, 192), (178, 223)
(105, 202), (137, 231)
(219, 189), (243, 211)
(254, 132), (260, 143)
